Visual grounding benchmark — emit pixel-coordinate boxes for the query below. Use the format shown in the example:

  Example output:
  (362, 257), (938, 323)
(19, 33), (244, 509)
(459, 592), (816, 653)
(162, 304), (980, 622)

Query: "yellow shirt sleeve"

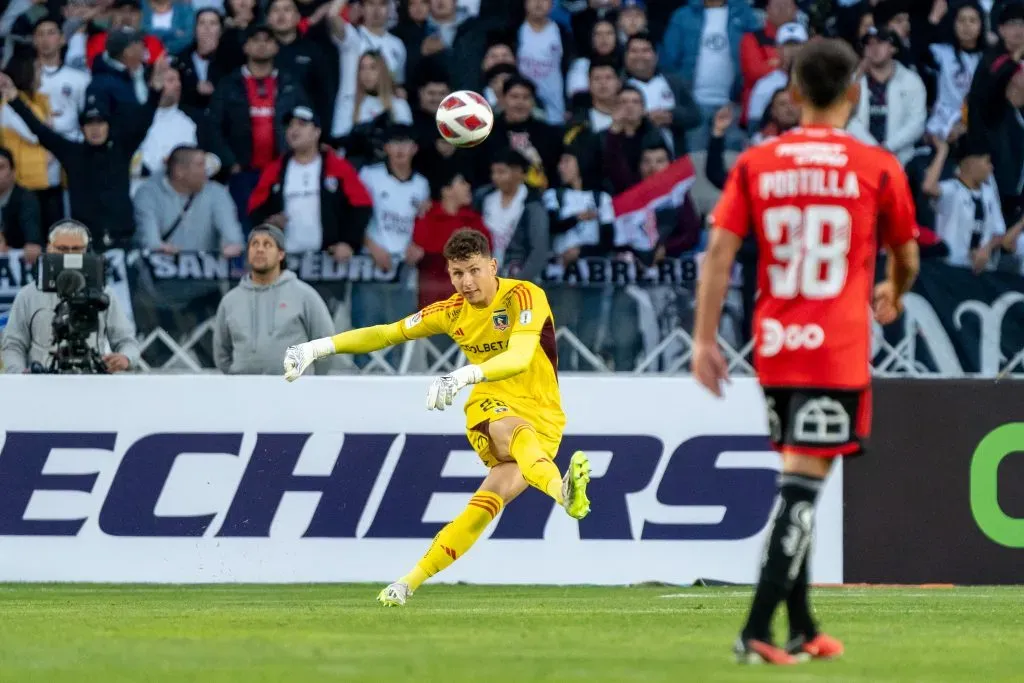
(329, 297), (456, 354)
(476, 282), (550, 382)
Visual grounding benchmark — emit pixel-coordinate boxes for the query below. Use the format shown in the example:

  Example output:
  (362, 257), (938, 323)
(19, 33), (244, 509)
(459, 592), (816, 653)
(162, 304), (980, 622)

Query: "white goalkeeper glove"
(283, 338), (335, 382)
(426, 364), (484, 411)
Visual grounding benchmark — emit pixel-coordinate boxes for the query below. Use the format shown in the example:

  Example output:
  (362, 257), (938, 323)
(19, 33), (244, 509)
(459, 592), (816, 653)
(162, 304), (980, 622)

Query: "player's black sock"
(741, 472), (822, 643)
(786, 550), (818, 641)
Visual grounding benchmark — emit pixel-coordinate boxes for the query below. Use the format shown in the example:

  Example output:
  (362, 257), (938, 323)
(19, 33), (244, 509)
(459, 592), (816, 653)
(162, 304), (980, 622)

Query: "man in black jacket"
(208, 23), (309, 228)
(0, 59), (167, 249)
(266, 0), (337, 136)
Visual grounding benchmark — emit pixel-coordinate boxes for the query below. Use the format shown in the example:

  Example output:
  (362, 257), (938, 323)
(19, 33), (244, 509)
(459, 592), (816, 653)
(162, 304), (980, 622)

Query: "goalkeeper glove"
(283, 338), (335, 382)
(426, 365), (484, 411)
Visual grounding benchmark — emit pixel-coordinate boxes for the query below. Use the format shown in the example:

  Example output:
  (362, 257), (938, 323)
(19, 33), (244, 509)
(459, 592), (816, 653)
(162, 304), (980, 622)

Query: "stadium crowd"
(0, 0), (1022, 374)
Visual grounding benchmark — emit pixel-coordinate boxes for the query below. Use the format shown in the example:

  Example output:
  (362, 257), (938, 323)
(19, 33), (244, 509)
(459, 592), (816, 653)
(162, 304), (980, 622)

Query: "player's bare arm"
(693, 228), (743, 398)
(874, 241), (920, 325)
(920, 137), (949, 198)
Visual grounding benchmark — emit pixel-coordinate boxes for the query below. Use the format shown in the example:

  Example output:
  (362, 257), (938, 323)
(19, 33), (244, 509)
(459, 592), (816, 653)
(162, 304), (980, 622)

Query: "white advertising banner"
(0, 375), (843, 584)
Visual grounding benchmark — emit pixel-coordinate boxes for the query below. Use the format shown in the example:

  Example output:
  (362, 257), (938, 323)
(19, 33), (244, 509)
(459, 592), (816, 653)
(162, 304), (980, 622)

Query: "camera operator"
(0, 221), (140, 374)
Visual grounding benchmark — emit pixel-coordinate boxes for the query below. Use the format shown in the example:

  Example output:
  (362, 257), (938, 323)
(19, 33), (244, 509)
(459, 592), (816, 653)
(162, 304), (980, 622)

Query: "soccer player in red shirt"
(694, 38), (921, 665)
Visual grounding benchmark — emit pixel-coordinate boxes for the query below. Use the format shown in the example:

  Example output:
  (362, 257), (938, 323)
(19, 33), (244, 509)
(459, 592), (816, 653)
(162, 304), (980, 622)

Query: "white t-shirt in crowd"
(565, 57), (590, 97)
(517, 20), (565, 125)
(926, 44), (981, 137)
(933, 176), (1005, 269)
(137, 105), (198, 178)
(691, 6), (733, 107)
(151, 9), (173, 30)
(38, 62), (89, 185)
(747, 69), (788, 123)
(481, 185), (528, 265)
(627, 73), (676, 113)
(333, 94), (413, 138)
(358, 162), (430, 254)
(330, 22), (407, 135)
(39, 65), (89, 141)
(283, 156), (324, 253)
(542, 186), (615, 255)
(588, 107), (613, 132)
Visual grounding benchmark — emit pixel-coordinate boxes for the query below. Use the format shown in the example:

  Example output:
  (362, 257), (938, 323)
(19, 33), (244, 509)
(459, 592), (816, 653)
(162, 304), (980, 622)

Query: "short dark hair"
(503, 74), (536, 98)
(443, 229), (491, 262)
(430, 159), (463, 199)
(0, 147), (14, 169)
(588, 56), (619, 75)
(619, 84), (643, 99)
(166, 145), (201, 176)
(625, 31), (654, 51)
(792, 38), (859, 109)
(491, 147), (530, 171)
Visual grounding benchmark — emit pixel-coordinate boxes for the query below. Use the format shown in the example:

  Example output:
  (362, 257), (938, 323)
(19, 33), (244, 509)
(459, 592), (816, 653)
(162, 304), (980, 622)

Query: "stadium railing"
(1, 249), (1022, 378)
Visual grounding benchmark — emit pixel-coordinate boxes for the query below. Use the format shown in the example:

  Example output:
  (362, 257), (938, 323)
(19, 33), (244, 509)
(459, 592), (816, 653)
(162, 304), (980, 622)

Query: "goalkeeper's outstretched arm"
(284, 321), (410, 381)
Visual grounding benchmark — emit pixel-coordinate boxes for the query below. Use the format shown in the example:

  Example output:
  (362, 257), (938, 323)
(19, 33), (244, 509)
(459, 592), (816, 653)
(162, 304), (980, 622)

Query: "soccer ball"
(435, 90), (494, 148)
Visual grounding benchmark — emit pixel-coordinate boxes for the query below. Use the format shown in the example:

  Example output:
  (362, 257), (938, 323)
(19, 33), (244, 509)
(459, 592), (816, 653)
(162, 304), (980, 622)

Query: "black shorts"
(762, 386), (871, 458)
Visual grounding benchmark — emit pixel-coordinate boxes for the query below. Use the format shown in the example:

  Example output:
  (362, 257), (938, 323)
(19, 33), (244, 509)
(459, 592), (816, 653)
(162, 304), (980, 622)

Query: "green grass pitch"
(0, 584), (1020, 682)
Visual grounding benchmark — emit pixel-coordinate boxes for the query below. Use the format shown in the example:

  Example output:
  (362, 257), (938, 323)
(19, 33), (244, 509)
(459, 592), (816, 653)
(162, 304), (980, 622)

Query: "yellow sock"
(399, 490), (503, 591)
(509, 425), (564, 505)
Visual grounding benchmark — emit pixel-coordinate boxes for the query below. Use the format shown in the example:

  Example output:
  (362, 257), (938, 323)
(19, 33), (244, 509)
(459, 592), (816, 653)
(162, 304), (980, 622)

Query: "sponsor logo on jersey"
(405, 311), (422, 328)
(492, 309), (509, 331)
(759, 319), (825, 357)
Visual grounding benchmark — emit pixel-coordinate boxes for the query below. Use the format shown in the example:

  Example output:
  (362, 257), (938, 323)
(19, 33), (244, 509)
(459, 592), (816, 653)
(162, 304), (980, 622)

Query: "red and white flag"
(612, 156), (697, 252)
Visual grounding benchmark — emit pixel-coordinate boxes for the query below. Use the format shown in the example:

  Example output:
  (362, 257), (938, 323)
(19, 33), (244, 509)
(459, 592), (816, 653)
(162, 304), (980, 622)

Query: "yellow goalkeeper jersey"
(401, 278), (563, 423)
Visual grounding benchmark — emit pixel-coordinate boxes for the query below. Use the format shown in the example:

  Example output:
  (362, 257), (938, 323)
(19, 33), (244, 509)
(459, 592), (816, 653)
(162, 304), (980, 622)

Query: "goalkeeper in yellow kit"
(282, 228), (592, 606)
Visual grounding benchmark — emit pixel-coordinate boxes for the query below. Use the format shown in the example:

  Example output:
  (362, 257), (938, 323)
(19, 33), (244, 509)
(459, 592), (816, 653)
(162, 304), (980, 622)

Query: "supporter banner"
(881, 260), (1024, 375)
(0, 376), (842, 585)
(140, 251), (403, 283)
(844, 379), (1024, 584)
(540, 254), (743, 286)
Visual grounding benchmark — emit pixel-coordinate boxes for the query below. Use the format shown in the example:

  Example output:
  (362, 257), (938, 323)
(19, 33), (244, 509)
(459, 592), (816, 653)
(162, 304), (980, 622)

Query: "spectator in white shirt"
(575, 57), (620, 133)
(745, 22), (806, 128)
(351, 124), (430, 352)
(926, 2), (983, 139)
(847, 27), (927, 165)
(517, 0), (574, 125)
(541, 143), (613, 367)
(623, 31), (701, 155)
(134, 66), (200, 192)
(32, 15), (89, 228)
(479, 148), (549, 278)
(335, 50), (414, 145)
(358, 124), (431, 272)
(921, 135), (1011, 272)
(565, 18), (620, 100)
(480, 37), (517, 107)
(326, 0), (408, 140)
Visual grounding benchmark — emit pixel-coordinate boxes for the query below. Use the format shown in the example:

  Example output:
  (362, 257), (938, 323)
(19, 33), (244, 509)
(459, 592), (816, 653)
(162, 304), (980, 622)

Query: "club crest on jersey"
(491, 309), (509, 331)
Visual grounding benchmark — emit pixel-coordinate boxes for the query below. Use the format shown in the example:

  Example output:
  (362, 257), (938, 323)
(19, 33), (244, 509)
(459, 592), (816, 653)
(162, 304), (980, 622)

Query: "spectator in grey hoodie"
(133, 145), (245, 254)
(1, 220), (140, 373)
(213, 223), (340, 375)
